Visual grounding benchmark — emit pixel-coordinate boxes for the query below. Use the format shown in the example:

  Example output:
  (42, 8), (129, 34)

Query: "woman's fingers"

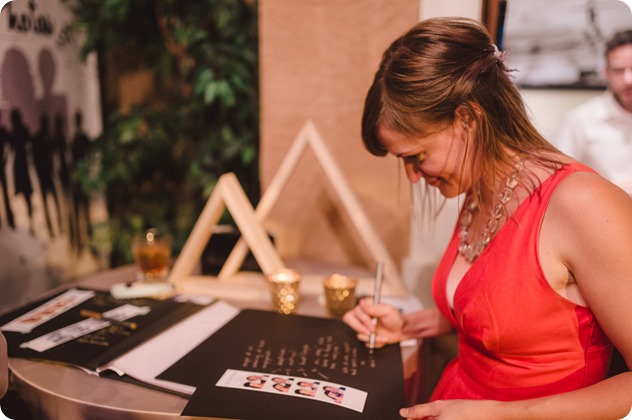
(399, 402), (440, 419)
(343, 299), (406, 345)
(342, 304), (373, 336)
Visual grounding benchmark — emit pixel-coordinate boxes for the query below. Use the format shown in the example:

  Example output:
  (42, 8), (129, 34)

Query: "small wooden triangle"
(168, 172), (285, 287)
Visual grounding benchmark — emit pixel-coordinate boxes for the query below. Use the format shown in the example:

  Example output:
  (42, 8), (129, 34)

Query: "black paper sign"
(158, 309), (405, 419)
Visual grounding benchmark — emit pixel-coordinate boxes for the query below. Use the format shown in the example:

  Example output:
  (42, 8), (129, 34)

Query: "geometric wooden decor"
(218, 120), (408, 296)
(167, 172), (285, 288)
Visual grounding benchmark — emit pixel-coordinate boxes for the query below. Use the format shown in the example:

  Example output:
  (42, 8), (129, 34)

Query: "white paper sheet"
(97, 300), (240, 395)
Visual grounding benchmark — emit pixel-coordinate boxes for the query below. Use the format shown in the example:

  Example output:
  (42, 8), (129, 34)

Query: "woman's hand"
(342, 298), (405, 348)
(399, 399), (505, 420)
(343, 301), (455, 348)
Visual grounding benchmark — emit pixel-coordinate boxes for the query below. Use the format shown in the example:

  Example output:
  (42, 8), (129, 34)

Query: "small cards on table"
(1, 289), (95, 334)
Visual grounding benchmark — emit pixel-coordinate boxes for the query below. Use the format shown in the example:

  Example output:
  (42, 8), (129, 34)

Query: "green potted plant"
(67, 0), (260, 266)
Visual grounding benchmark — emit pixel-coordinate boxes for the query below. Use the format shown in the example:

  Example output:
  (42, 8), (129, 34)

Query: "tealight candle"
(267, 269), (301, 315)
(323, 274), (357, 319)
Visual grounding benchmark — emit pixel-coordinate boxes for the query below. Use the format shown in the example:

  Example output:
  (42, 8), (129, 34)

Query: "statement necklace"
(458, 161), (524, 262)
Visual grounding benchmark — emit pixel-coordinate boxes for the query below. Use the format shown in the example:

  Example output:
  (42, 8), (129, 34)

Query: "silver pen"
(368, 262), (384, 354)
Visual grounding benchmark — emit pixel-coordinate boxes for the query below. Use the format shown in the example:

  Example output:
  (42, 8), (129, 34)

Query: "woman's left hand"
(399, 399), (504, 420)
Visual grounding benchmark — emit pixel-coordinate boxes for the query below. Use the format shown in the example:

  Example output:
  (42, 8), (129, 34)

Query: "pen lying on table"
(80, 309), (138, 330)
(368, 261), (384, 354)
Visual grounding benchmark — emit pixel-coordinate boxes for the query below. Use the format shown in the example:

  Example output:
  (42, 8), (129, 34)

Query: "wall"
(419, 0), (483, 20)
(521, 89), (601, 139)
(258, 0), (418, 278)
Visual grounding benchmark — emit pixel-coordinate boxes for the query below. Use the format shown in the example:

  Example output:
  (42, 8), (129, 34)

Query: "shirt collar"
(601, 90), (632, 123)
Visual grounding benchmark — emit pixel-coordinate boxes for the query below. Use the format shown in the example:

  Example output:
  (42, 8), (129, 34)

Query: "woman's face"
(606, 43), (632, 112)
(377, 119), (472, 198)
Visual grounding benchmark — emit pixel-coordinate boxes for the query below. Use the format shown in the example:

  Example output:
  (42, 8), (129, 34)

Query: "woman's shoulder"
(547, 162), (632, 242)
(552, 163), (628, 206)
(524, 156), (598, 202)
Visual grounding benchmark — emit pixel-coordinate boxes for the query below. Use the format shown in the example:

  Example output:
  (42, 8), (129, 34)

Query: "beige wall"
(419, 0), (483, 20)
(258, 0), (418, 272)
(521, 89), (602, 139)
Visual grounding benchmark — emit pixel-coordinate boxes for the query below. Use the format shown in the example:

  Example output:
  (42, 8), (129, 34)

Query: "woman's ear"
(455, 103), (479, 131)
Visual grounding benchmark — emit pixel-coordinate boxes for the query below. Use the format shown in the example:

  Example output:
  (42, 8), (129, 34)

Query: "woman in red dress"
(343, 17), (632, 419)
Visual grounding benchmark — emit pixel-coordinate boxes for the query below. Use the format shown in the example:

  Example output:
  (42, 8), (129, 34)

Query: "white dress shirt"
(554, 91), (632, 194)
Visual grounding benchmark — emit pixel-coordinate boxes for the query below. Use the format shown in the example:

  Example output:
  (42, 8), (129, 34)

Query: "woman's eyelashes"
(403, 153), (424, 164)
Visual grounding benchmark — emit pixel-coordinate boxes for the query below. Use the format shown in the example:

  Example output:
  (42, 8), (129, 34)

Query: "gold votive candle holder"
(323, 274), (357, 319)
(267, 269), (301, 315)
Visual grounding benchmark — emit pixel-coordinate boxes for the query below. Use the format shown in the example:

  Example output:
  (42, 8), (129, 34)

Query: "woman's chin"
(420, 178), (465, 198)
(435, 183), (463, 198)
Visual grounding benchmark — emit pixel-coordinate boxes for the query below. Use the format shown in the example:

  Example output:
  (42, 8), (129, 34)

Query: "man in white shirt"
(555, 30), (632, 195)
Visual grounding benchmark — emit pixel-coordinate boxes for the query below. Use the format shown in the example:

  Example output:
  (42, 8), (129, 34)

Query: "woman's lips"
(425, 177), (441, 187)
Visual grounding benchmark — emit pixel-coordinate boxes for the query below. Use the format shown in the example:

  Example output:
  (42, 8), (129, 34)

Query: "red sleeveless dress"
(430, 163), (612, 401)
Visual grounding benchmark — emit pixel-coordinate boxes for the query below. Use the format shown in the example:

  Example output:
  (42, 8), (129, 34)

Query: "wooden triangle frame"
(216, 120), (407, 296)
(168, 172), (285, 286)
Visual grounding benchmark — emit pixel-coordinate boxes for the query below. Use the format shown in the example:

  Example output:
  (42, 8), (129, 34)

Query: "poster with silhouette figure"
(0, 0), (104, 314)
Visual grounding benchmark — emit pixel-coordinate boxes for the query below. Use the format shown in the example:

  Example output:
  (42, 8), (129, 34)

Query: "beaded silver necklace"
(458, 161), (524, 262)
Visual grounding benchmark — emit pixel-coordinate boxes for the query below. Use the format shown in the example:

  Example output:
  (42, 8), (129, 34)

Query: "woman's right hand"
(342, 298), (406, 348)
(343, 302), (455, 348)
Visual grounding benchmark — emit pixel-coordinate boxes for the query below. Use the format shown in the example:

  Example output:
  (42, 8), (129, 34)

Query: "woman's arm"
(533, 171), (632, 418)
(400, 372), (632, 419)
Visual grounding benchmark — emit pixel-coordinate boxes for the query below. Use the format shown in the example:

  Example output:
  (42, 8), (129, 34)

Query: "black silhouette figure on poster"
(71, 111), (92, 251)
(32, 113), (62, 238)
(1, 48), (39, 236)
(0, 111), (16, 230)
(1, 48), (37, 129)
(8, 108), (34, 234)
(37, 49), (68, 124)
(37, 48), (72, 245)
(52, 112), (74, 244)
(52, 113), (70, 195)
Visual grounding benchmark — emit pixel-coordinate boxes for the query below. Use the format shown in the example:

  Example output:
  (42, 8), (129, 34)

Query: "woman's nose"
(403, 160), (423, 183)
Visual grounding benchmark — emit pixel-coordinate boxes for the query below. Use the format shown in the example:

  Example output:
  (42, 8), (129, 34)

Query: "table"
(5, 266), (420, 419)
